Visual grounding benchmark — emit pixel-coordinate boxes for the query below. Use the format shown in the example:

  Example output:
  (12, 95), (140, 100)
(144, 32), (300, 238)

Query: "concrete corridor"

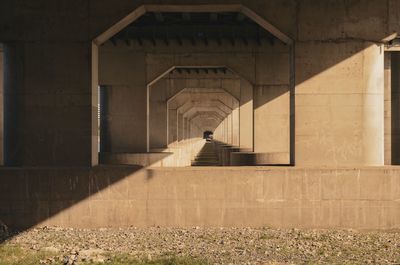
(191, 141), (220, 166)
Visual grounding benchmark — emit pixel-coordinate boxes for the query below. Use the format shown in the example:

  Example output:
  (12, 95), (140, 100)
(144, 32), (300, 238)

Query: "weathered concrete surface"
(0, 166), (399, 230)
(3, 42), (92, 166)
(0, 46), (3, 165)
(99, 50), (147, 153)
(391, 53), (400, 165)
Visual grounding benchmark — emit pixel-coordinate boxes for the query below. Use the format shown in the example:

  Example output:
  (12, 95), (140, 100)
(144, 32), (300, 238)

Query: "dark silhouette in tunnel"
(203, 131), (213, 140)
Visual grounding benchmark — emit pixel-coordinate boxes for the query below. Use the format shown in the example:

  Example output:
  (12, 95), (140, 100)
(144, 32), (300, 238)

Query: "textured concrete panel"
(392, 53), (400, 164)
(295, 41), (384, 166)
(0, 48), (3, 165)
(99, 51), (147, 153)
(1, 167), (400, 230)
(298, 0), (389, 41)
(4, 42), (92, 166)
(254, 85), (290, 156)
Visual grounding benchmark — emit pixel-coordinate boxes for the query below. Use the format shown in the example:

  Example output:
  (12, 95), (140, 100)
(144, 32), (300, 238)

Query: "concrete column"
(177, 113), (184, 141)
(361, 44), (384, 165)
(227, 113), (232, 144)
(239, 80), (253, 150)
(99, 49), (147, 153)
(149, 83), (167, 149)
(184, 117), (189, 140)
(254, 84), (290, 158)
(168, 108), (177, 144)
(224, 119), (228, 143)
(99, 86), (110, 152)
(0, 46), (3, 165)
(4, 42), (92, 166)
(232, 106), (240, 146)
(391, 52), (400, 164)
(384, 52), (392, 165)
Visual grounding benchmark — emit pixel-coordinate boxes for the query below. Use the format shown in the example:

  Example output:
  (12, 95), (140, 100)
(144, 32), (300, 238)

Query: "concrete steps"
(191, 141), (220, 166)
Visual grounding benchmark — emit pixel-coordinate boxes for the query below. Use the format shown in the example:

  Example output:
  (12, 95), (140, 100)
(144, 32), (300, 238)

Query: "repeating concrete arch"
(177, 100), (232, 115)
(93, 5), (292, 46)
(163, 86), (240, 146)
(183, 107), (227, 121)
(96, 4), (293, 161)
(148, 68), (245, 151)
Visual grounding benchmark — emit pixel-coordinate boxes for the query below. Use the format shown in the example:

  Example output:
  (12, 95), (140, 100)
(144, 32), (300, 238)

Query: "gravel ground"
(1, 226), (400, 264)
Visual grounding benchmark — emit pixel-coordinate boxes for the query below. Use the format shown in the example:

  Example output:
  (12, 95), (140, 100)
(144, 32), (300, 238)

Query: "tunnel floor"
(191, 141), (220, 166)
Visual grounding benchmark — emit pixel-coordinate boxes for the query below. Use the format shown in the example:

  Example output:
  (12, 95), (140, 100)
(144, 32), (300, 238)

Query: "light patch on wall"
(295, 43), (384, 166)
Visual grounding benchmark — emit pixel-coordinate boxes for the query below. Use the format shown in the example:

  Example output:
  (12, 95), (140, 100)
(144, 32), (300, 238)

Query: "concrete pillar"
(168, 108), (177, 144)
(149, 83), (167, 149)
(0, 46), (3, 165)
(177, 113), (184, 141)
(391, 52), (400, 164)
(253, 50), (290, 163)
(4, 42), (92, 166)
(384, 52), (392, 165)
(227, 114), (232, 144)
(99, 86), (110, 152)
(361, 44), (384, 165)
(239, 80), (253, 150)
(99, 49), (147, 153)
(254, 84), (290, 157)
(232, 106), (240, 146)
(184, 117), (189, 140)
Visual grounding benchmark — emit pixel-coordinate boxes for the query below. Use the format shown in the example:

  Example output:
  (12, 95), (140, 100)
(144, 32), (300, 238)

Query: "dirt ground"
(0, 226), (399, 264)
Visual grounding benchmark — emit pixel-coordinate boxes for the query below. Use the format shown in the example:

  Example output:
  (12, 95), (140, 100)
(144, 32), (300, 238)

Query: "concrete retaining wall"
(1, 166), (399, 230)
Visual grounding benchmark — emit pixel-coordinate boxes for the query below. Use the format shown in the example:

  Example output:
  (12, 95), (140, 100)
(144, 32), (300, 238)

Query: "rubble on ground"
(2, 226), (400, 264)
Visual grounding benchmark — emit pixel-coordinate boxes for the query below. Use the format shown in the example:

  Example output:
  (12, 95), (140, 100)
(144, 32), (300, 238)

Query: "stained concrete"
(0, 46), (3, 165)
(0, 166), (399, 230)
(391, 53), (400, 164)
(99, 50), (147, 153)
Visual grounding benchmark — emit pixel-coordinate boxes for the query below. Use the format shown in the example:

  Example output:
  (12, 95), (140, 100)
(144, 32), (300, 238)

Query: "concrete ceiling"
(110, 12), (278, 47)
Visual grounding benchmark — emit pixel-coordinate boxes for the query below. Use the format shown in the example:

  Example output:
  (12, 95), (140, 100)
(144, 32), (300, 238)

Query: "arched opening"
(94, 4), (293, 166)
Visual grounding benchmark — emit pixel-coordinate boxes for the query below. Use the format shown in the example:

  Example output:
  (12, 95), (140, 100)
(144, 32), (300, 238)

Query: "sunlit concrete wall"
(1, 167), (399, 229)
(254, 46), (290, 154)
(293, 1), (396, 166)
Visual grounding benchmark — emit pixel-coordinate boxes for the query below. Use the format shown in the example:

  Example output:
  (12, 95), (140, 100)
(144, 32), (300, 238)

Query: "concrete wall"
(254, 48), (290, 154)
(297, 1), (396, 167)
(99, 50), (147, 152)
(1, 166), (399, 229)
(3, 42), (92, 166)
